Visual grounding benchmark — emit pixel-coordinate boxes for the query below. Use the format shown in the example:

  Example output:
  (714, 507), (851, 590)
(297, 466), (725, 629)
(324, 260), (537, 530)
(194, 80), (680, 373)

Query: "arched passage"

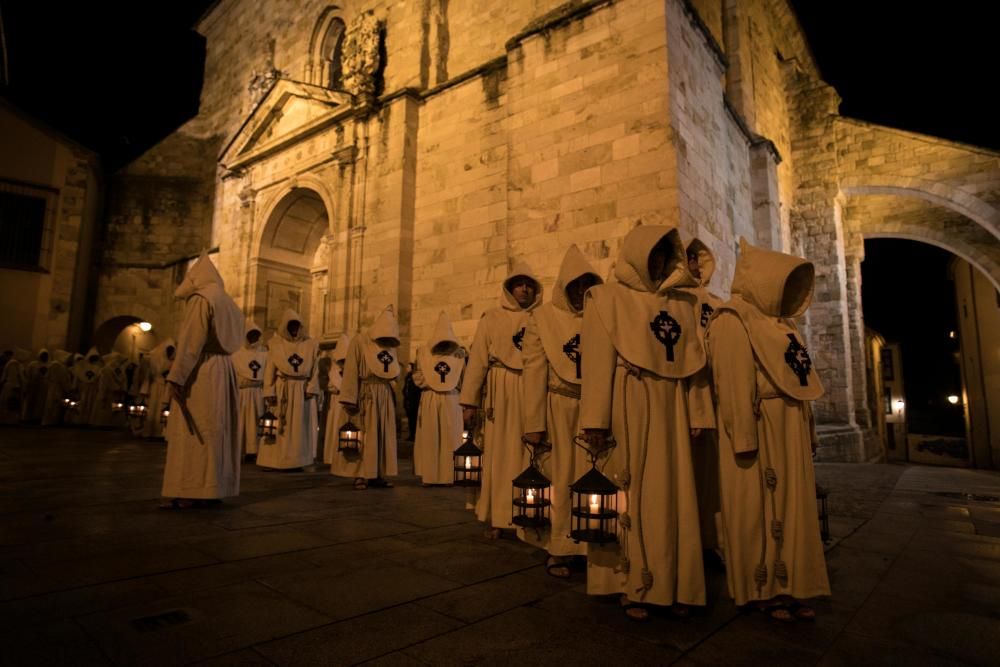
(250, 186), (333, 337)
(92, 315), (159, 360)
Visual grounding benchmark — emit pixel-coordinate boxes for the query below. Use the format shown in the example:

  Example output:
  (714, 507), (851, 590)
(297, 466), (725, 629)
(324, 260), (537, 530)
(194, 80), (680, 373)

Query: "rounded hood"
(244, 320), (264, 350)
(614, 225), (689, 293)
(686, 237), (716, 288)
(501, 261), (543, 312)
(731, 237), (815, 318)
(552, 244), (602, 314)
(175, 254), (245, 354)
(276, 309), (308, 342)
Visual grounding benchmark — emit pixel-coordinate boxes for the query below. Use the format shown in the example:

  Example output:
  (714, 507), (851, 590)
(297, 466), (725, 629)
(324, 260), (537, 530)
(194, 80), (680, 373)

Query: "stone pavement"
(1, 426), (999, 666)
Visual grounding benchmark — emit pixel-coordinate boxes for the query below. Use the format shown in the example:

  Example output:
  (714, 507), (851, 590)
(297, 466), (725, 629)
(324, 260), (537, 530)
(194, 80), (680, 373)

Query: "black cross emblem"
(784, 333), (812, 386)
(562, 333), (581, 379)
(288, 353), (303, 372)
(249, 359), (261, 379)
(434, 360), (451, 382)
(377, 350), (393, 373)
(86, 370), (95, 381)
(650, 310), (682, 362)
(700, 303), (714, 327)
(512, 327), (526, 351)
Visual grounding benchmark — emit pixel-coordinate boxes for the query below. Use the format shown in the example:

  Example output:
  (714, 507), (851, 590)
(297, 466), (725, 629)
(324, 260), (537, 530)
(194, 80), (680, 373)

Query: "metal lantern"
(112, 399), (126, 414)
(128, 399), (147, 428)
(511, 437), (552, 529)
(159, 402), (171, 427)
(454, 433), (483, 487)
(569, 435), (619, 544)
(338, 420), (363, 454)
(258, 408), (278, 442)
(816, 485), (830, 543)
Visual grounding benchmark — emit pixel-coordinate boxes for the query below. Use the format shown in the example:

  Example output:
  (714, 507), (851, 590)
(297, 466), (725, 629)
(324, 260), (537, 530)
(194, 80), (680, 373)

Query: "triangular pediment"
(220, 79), (354, 169)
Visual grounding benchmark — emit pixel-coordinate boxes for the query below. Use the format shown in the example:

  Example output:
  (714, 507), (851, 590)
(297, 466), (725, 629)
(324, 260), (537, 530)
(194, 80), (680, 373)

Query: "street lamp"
(138, 322), (153, 332)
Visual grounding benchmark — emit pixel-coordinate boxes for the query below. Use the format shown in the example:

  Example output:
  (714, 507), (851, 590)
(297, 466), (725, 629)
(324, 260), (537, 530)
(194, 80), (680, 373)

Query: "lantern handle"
(573, 433), (617, 466)
(520, 435), (552, 466)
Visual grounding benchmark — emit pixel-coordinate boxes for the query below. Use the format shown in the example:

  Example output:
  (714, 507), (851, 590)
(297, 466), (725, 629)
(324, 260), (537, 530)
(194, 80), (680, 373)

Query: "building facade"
(92, 0), (1000, 463)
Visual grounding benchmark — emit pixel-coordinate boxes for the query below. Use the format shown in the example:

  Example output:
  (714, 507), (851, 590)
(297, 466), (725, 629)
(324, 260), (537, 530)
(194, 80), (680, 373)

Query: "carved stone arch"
(863, 228), (1000, 293)
(252, 175), (338, 255)
(306, 6), (347, 89)
(840, 176), (1000, 242)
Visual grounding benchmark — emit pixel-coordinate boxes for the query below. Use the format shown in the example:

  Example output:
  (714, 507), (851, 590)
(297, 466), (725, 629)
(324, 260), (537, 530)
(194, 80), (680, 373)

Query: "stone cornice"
(724, 96), (782, 165)
(105, 247), (220, 271)
(679, 0), (728, 72)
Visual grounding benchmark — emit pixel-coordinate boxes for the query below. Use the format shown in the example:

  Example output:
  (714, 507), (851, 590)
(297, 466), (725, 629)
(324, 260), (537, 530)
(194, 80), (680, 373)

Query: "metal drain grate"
(928, 491), (1000, 503)
(130, 609), (192, 633)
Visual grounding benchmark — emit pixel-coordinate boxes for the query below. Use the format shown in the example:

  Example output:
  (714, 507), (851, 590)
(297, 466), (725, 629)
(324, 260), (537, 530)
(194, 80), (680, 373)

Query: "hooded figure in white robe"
(522, 245), (602, 566)
(323, 333), (351, 466)
(580, 225), (715, 615)
(259, 309), (320, 471)
(161, 254), (243, 503)
(333, 307), (400, 486)
(91, 353), (127, 427)
(72, 348), (103, 425)
(140, 339), (176, 439)
(674, 238), (725, 552)
(706, 238), (830, 614)
(460, 262), (542, 531)
(130, 352), (151, 401)
(0, 348), (29, 424)
(41, 350), (75, 426)
(231, 322), (268, 457)
(21, 349), (50, 422)
(413, 312), (466, 485)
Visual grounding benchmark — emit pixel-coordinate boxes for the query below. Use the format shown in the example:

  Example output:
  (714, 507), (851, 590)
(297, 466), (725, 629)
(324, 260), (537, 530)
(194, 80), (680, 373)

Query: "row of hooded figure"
(0, 344), (176, 435)
(453, 226), (830, 623)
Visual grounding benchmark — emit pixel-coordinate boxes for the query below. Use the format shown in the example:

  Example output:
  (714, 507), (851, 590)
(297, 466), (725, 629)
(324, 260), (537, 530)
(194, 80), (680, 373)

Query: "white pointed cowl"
(324, 334), (351, 466)
(41, 351), (74, 426)
(162, 254), (242, 500)
(459, 262), (542, 528)
(522, 245), (602, 555)
(413, 312), (465, 485)
(332, 306), (400, 480)
(706, 238), (830, 606)
(91, 353), (127, 427)
(231, 321), (268, 455)
(72, 348), (103, 426)
(21, 349), (50, 422)
(580, 225), (714, 608)
(259, 309), (320, 470)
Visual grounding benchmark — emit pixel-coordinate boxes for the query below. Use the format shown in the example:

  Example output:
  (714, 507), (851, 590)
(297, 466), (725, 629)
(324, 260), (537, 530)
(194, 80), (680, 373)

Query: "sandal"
(159, 498), (194, 511)
(353, 478), (368, 490)
(784, 600), (816, 621)
(754, 601), (796, 623)
(669, 603), (691, 618)
(545, 557), (572, 579)
(620, 596), (650, 622)
(484, 527), (502, 540)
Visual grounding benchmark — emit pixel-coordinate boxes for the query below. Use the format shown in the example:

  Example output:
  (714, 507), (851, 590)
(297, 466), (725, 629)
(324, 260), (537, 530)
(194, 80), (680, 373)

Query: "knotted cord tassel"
(773, 559), (788, 582)
(619, 470), (631, 489)
(619, 511), (632, 530)
(616, 555), (631, 574)
(640, 569), (654, 591)
(770, 519), (784, 541)
(754, 562), (768, 587)
(486, 407), (494, 421)
(764, 467), (778, 490)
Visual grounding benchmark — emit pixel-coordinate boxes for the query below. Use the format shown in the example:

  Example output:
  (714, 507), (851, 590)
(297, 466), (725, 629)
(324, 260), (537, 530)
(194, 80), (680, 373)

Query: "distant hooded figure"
(674, 238), (725, 554)
(130, 352), (151, 400)
(90, 352), (127, 427)
(323, 333), (351, 466)
(522, 245), (602, 575)
(706, 238), (830, 621)
(21, 349), (50, 422)
(333, 306), (400, 488)
(72, 348), (103, 425)
(580, 225), (715, 620)
(0, 348), (29, 424)
(460, 261), (542, 536)
(161, 254), (243, 508)
(259, 309), (320, 471)
(231, 321), (268, 458)
(42, 350), (75, 426)
(140, 339), (176, 439)
(413, 311), (466, 486)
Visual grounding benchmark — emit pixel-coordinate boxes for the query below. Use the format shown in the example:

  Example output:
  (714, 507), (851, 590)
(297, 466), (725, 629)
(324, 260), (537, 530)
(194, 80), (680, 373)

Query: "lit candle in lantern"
(526, 489), (535, 505)
(589, 494), (600, 530)
(465, 456), (471, 469)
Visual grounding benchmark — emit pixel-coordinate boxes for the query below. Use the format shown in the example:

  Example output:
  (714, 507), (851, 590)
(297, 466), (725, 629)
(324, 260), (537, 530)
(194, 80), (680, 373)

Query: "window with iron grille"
(0, 179), (57, 272)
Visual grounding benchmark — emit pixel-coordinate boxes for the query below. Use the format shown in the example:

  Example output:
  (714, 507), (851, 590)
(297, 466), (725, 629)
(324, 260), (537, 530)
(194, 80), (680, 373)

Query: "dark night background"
(0, 1), (994, 437)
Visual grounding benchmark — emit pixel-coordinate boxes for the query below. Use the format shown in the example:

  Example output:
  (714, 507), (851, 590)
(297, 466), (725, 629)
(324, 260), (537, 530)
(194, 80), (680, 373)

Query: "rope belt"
(274, 371), (309, 434)
(548, 382), (580, 400)
(484, 358), (520, 421)
(239, 379), (263, 390)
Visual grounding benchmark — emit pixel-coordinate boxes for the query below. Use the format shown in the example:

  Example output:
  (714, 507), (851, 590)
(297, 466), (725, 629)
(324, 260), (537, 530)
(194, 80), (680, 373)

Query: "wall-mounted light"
(138, 322), (153, 332)
(947, 395), (960, 405)
(948, 330), (957, 339)
(894, 398), (905, 411)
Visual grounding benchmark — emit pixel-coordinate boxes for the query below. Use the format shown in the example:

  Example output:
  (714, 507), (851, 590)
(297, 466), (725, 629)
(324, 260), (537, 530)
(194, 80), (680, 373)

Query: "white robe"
(41, 359), (73, 426)
(231, 344), (267, 456)
(162, 257), (243, 500)
(413, 348), (464, 485)
(21, 355), (49, 422)
(0, 358), (24, 424)
(258, 332), (320, 469)
(331, 334), (399, 479)
(323, 366), (344, 465)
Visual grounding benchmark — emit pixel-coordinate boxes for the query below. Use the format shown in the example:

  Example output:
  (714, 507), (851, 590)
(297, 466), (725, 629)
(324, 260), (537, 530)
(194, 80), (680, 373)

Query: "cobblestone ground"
(1, 426), (998, 665)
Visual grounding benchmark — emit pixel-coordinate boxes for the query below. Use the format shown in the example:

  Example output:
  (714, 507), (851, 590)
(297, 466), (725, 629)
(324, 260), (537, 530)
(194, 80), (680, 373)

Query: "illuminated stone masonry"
(93, 0), (1000, 462)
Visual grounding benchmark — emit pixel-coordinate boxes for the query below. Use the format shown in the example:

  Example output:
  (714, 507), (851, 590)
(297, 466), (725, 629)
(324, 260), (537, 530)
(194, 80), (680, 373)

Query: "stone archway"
(249, 185), (335, 338)
(92, 315), (159, 360)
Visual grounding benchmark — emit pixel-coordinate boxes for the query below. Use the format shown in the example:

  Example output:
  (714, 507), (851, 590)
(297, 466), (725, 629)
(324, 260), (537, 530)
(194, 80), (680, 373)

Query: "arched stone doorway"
(250, 186), (335, 338)
(92, 315), (159, 360)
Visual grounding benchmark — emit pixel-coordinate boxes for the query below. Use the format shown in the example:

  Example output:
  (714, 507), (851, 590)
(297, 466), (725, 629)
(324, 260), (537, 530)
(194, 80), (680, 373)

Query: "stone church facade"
(92, 0), (1000, 463)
